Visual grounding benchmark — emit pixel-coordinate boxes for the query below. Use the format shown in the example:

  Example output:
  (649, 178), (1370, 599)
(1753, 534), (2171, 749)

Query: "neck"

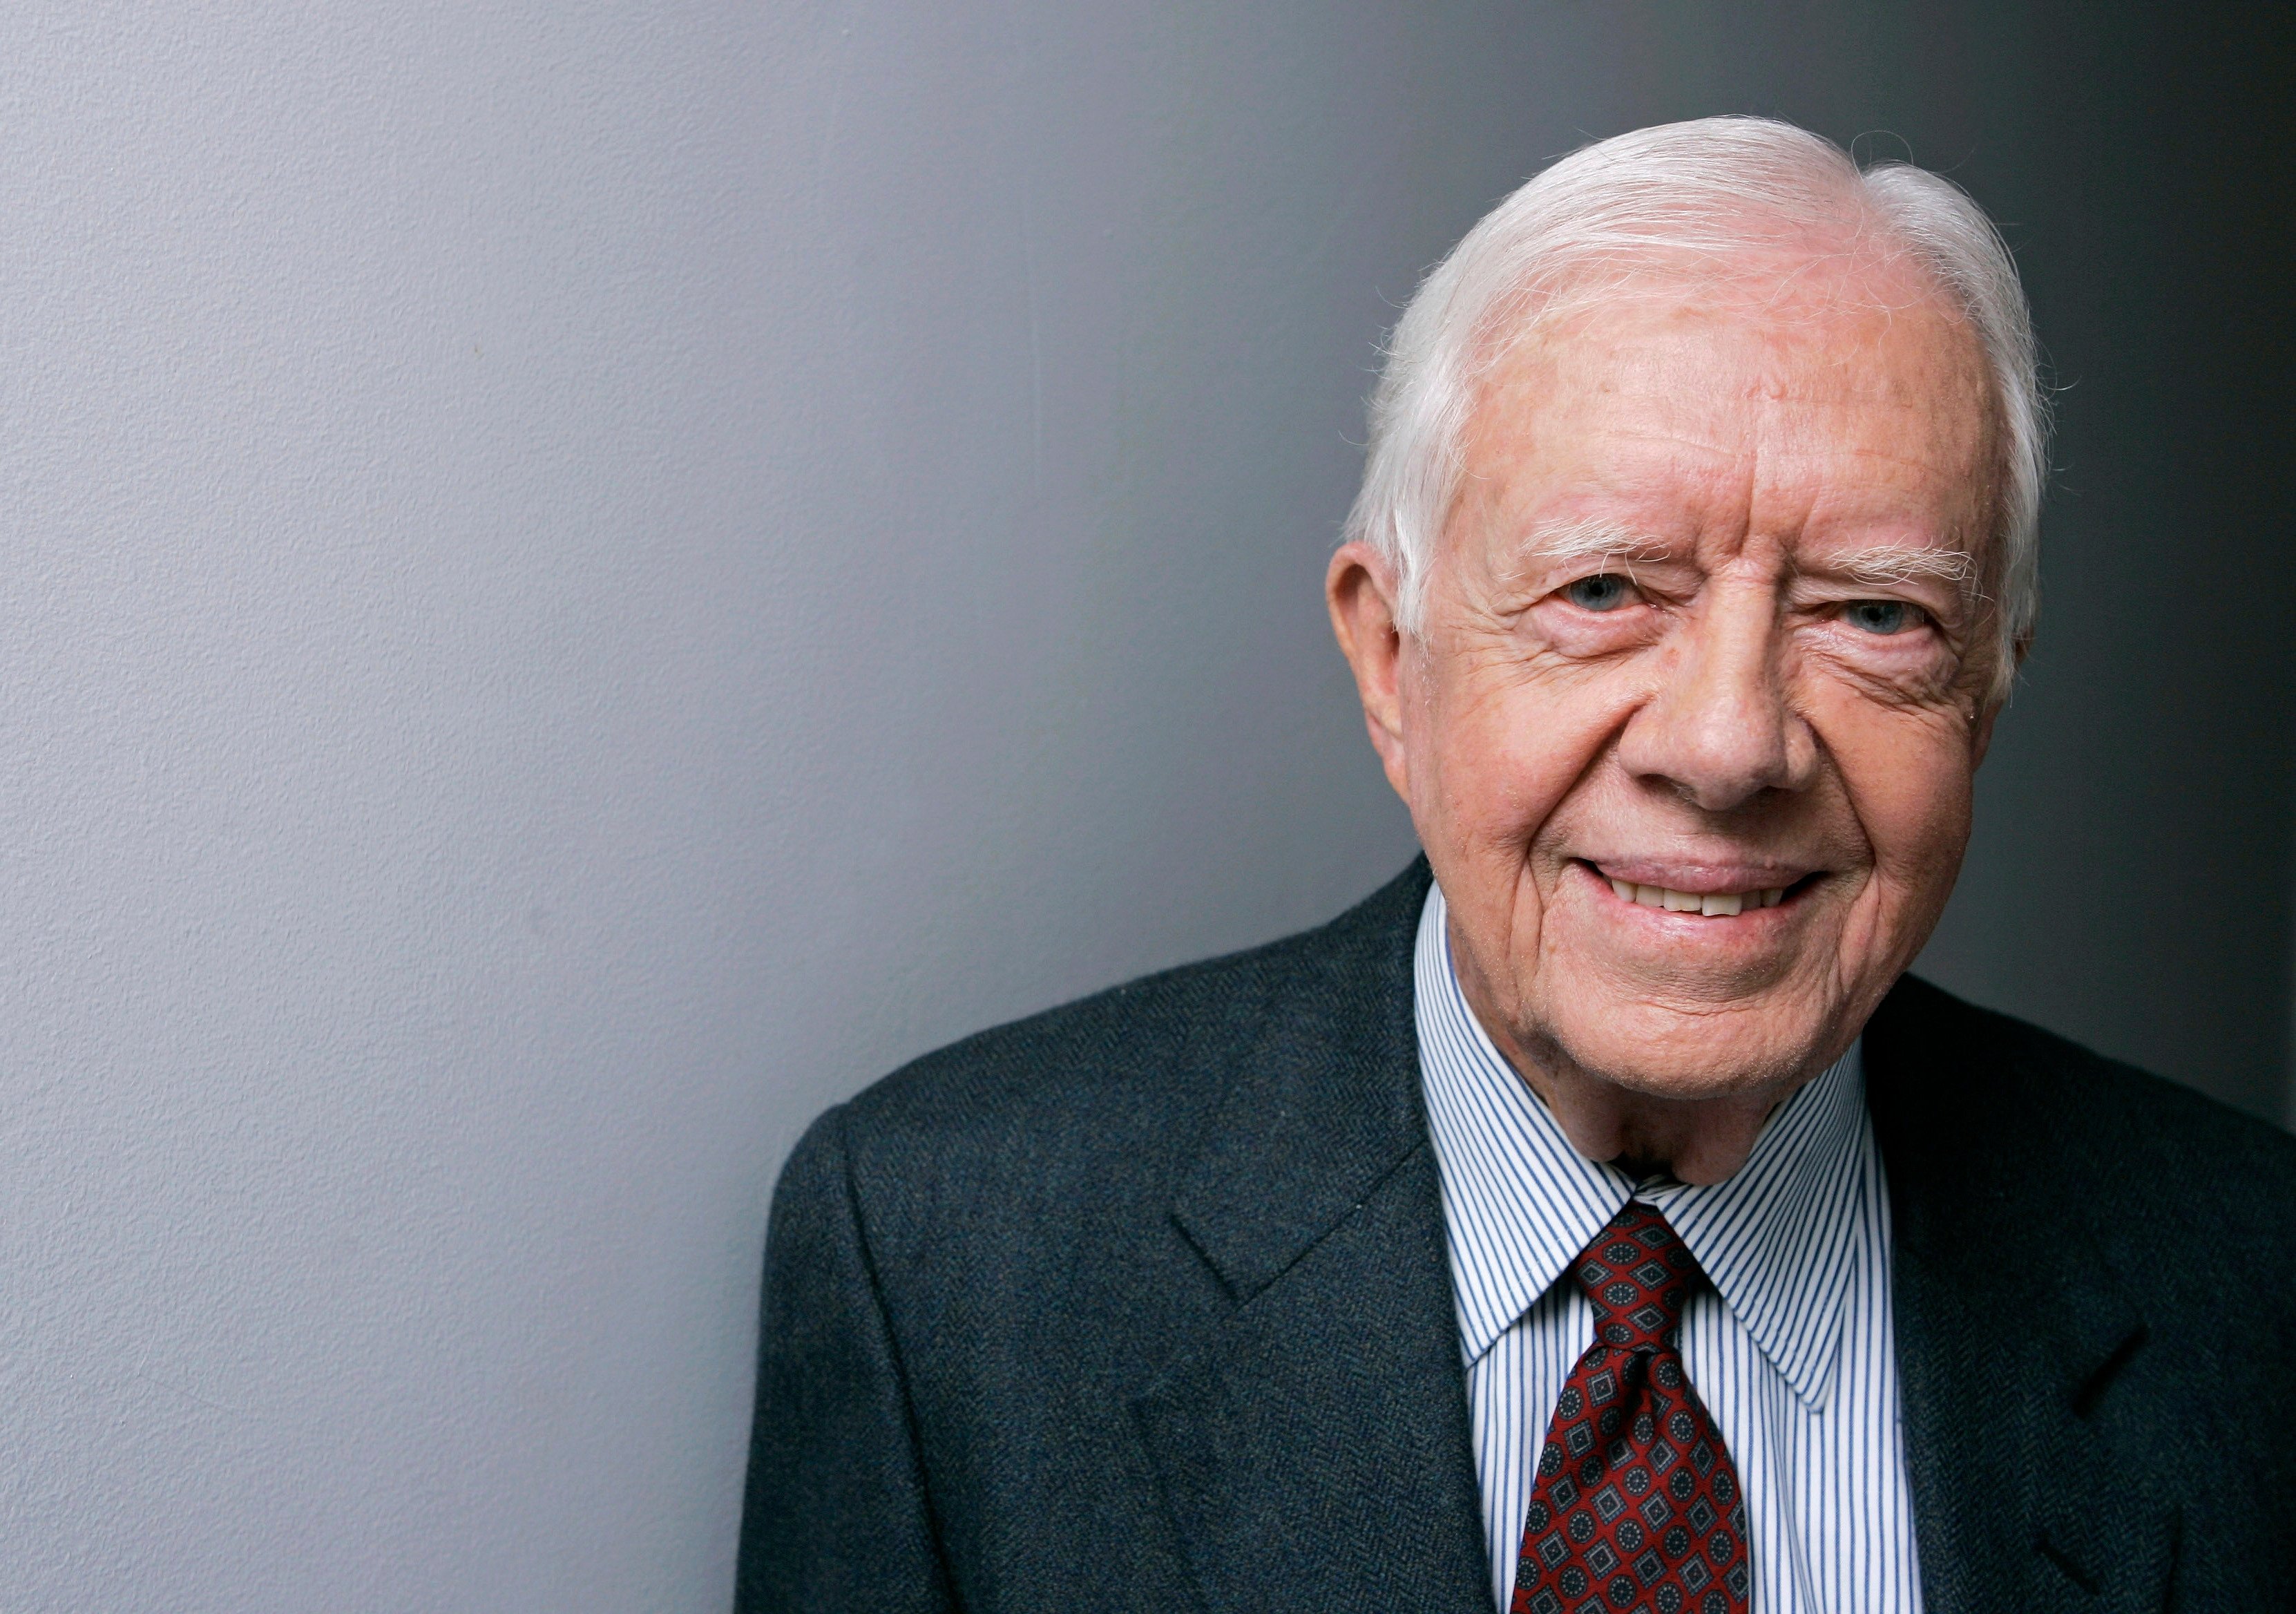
(1435, 904), (1824, 1186)
(1509, 1049), (1786, 1185)
(1448, 978), (1802, 1184)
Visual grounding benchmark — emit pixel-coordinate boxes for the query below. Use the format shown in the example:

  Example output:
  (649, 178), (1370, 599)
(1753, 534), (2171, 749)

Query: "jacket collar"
(1866, 976), (2174, 1613)
(1136, 858), (1493, 1614)
(1165, 859), (1437, 1301)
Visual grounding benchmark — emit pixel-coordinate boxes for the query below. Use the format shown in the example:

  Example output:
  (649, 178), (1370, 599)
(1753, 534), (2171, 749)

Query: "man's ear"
(1970, 624), (2033, 768)
(1970, 701), (2002, 768)
(1326, 540), (1413, 802)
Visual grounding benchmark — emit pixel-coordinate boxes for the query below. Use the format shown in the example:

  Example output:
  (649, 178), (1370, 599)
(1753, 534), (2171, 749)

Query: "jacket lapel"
(1866, 978), (2177, 1613)
(1133, 861), (1492, 1614)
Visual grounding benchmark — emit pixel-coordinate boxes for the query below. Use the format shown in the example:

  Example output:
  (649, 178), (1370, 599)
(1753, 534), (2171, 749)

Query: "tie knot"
(1573, 1202), (1698, 1349)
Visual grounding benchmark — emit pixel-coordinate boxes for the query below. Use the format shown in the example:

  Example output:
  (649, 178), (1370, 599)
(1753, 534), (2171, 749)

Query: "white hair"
(1343, 117), (2047, 702)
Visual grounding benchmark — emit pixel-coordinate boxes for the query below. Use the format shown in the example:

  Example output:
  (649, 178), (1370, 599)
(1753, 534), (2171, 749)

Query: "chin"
(1532, 993), (1835, 1105)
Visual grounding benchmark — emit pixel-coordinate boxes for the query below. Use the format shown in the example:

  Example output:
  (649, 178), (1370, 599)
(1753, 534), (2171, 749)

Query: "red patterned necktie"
(1509, 1202), (1748, 1614)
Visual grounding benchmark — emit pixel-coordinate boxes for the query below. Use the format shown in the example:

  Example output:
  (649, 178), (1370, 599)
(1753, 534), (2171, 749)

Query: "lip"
(1567, 861), (1823, 927)
(1581, 857), (1819, 895)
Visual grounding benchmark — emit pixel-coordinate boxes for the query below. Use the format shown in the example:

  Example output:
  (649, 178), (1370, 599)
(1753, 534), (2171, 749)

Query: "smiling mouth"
(1587, 866), (1815, 918)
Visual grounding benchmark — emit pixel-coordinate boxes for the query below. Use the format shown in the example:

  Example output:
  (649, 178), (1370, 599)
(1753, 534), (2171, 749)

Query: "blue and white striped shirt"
(1413, 882), (1923, 1613)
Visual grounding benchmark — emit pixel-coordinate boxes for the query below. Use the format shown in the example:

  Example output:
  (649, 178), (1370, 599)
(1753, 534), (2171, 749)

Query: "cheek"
(1413, 651), (1629, 852)
(1812, 691), (1975, 889)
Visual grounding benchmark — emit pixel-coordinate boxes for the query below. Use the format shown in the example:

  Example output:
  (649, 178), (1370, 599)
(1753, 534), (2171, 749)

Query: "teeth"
(1604, 877), (1795, 915)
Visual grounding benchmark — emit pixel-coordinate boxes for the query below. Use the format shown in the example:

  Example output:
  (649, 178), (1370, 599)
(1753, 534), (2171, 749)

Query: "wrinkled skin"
(1329, 249), (2009, 1183)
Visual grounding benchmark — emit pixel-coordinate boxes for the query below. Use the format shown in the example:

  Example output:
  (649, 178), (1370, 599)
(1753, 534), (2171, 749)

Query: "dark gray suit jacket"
(736, 860), (2296, 1612)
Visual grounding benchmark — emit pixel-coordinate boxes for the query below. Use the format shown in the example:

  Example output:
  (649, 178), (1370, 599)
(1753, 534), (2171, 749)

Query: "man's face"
(1373, 260), (2001, 1103)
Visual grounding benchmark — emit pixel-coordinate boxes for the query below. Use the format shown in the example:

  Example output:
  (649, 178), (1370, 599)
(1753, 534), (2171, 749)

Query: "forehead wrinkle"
(1461, 278), (2003, 602)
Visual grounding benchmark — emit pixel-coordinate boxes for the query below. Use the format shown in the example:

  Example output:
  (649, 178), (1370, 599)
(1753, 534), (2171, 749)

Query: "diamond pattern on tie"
(1510, 1202), (1749, 1614)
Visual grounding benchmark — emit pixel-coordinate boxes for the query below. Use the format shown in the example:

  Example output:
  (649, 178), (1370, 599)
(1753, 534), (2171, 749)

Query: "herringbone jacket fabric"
(736, 860), (2296, 1613)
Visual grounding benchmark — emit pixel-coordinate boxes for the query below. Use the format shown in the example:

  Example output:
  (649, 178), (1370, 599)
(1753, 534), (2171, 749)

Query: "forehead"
(1454, 254), (2000, 560)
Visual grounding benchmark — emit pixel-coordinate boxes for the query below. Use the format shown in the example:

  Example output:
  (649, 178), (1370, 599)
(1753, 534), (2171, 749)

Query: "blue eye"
(1563, 573), (1636, 612)
(1844, 600), (1922, 635)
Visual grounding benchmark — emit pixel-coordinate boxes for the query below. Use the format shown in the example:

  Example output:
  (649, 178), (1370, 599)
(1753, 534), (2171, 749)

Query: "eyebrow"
(1520, 517), (1671, 567)
(1821, 545), (1979, 590)
(1513, 520), (1983, 602)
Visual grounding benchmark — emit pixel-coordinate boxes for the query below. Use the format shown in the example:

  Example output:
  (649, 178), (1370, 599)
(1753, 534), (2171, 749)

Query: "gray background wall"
(1, 2), (2286, 1608)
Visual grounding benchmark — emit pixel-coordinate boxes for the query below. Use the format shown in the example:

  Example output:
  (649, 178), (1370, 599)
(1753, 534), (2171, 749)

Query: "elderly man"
(737, 119), (2296, 1613)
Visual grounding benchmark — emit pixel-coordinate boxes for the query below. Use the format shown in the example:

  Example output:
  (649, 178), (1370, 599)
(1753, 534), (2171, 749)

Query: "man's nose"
(1614, 582), (1815, 812)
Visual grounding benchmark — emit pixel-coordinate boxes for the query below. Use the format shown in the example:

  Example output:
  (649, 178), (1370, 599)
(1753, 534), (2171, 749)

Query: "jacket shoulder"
(764, 860), (1431, 1389)
(829, 859), (1431, 1155)
(1868, 974), (2296, 1234)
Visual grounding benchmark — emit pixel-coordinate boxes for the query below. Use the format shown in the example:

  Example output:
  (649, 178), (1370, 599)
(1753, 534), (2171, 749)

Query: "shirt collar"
(1414, 880), (1873, 1409)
